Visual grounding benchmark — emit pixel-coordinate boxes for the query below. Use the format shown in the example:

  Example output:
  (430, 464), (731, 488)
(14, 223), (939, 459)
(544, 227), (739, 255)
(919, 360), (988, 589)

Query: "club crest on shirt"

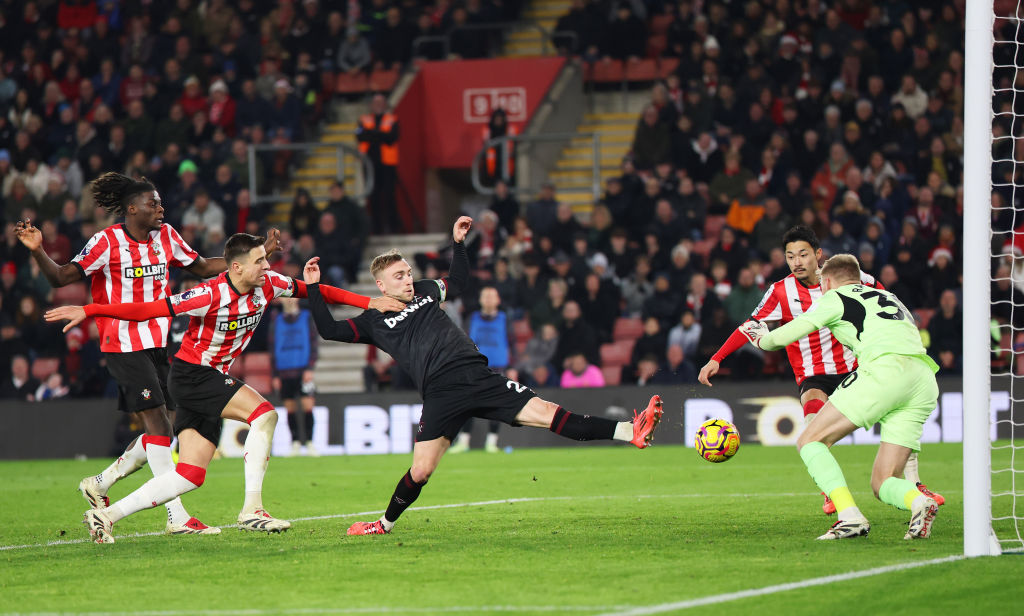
(151, 243), (161, 257)
(141, 388), (151, 400)
(225, 378), (235, 386)
(249, 294), (263, 310)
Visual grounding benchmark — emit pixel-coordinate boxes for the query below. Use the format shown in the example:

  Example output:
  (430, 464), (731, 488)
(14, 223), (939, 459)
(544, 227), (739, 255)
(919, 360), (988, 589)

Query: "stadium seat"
(53, 282), (88, 305)
(335, 71), (369, 95)
(693, 238), (716, 260)
(589, 60), (625, 83)
(600, 340), (635, 367)
(31, 357), (61, 381)
(649, 14), (675, 35)
(646, 35), (667, 59)
(229, 360), (246, 378)
(244, 352), (273, 376)
(369, 68), (400, 92)
(601, 365), (622, 386)
(658, 57), (680, 79)
(512, 319), (532, 343)
(612, 317), (644, 342)
(626, 58), (659, 82)
(704, 215), (727, 240)
(245, 373), (272, 395)
(913, 308), (935, 330)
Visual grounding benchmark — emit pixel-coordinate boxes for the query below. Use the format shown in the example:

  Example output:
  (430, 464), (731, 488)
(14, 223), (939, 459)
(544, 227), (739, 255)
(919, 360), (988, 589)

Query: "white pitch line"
(592, 554), (966, 616)
(1, 607), (630, 616)
(0, 492), (807, 552)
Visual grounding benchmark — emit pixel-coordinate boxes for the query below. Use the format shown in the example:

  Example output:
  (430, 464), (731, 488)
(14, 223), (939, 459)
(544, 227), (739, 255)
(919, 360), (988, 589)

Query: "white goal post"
(964, 1), (1001, 557)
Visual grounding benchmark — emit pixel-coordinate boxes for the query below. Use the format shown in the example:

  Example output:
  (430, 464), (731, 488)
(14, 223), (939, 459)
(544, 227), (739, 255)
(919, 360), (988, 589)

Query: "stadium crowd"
(0, 0), (977, 401)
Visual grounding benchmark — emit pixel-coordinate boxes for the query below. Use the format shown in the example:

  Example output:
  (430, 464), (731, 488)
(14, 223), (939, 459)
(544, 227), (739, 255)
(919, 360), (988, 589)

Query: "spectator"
(723, 267), (762, 327)
(651, 344), (697, 385)
(632, 105), (669, 172)
(560, 351), (605, 388)
(891, 74), (928, 119)
(642, 272), (680, 329)
(181, 189), (226, 249)
(207, 80), (236, 137)
(832, 190), (869, 241)
(337, 27), (371, 74)
(576, 271), (619, 344)
(35, 372), (70, 401)
(373, 7), (412, 70)
(927, 289), (962, 375)
(554, 0), (603, 57)
(810, 143), (854, 210)
(324, 180), (368, 282)
(515, 322), (559, 386)
(667, 310), (701, 360)
(288, 188), (318, 238)
(553, 300), (599, 369)
(268, 78), (302, 141)
(0, 355), (39, 401)
(357, 94), (399, 234)
(467, 286), (512, 372)
(526, 182), (559, 241)
(601, 2), (646, 61)
(675, 176), (708, 239)
(750, 197), (789, 259)
(489, 180), (521, 237)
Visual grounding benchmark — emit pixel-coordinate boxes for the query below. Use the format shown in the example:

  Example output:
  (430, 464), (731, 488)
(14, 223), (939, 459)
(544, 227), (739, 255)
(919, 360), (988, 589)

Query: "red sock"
(803, 399), (825, 418)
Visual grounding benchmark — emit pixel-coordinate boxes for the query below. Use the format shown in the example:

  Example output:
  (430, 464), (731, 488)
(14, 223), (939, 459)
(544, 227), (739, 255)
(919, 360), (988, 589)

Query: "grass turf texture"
(1, 442), (1021, 615)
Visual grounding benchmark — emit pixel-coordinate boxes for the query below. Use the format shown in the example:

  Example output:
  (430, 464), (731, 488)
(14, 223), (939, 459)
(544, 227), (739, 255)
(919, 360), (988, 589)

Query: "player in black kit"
(304, 216), (664, 535)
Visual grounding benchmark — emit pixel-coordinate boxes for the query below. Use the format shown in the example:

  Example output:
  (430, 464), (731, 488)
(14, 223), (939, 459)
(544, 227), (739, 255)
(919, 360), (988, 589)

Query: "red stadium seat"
(512, 319), (532, 343)
(31, 358), (61, 381)
(658, 57), (680, 79)
(601, 365), (622, 386)
(590, 60), (624, 83)
(600, 340), (635, 367)
(369, 68), (400, 92)
(649, 14), (675, 35)
(913, 308), (935, 330)
(692, 238), (716, 260)
(335, 72), (369, 95)
(244, 352), (273, 376)
(612, 317), (644, 342)
(704, 215), (727, 240)
(646, 35), (667, 59)
(626, 58), (659, 82)
(53, 282), (88, 306)
(245, 374), (273, 395)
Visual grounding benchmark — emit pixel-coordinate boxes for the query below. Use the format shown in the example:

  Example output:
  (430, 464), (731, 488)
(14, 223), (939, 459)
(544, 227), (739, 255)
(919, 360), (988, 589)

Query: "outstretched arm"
(306, 283), (360, 342)
(298, 258), (405, 312)
(444, 216), (472, 300)
(752, 317), (819, 351)
(45, 299), (173, 333)
(697, 326), (756, 387)
(17, 220), (84, 287)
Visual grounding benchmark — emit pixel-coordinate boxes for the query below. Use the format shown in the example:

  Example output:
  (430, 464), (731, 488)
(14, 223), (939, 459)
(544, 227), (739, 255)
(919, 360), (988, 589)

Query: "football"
(694, 418), (741, 463)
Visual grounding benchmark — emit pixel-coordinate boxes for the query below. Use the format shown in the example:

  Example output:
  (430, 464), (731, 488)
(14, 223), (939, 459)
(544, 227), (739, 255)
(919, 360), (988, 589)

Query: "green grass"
(1, 443), (1022, 615)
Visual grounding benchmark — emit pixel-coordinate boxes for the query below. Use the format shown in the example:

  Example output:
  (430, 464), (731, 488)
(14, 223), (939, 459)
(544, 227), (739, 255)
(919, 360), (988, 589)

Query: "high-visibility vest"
(484, 124), (517, 178)
(358, 113), (399, 166)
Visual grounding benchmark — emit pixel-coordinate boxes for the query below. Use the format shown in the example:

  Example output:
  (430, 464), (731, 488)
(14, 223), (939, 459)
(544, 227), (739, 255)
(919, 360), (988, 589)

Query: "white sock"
(241, 409), (277, 514)
(454, 432), (470, 448)
(904, 452), (921, 484)
(485, 432), (499, 449)
(107, 470), (200, 524)
(145, 441), (192, 526)
(378, 515), (395, 531)
(613, 422), (633, 442)
(96, 437), (147, 490)
(838, 506), (865, 521)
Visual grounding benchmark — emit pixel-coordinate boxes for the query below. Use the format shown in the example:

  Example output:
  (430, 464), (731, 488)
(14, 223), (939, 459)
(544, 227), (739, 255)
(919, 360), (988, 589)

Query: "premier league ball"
(694, 418), (740, 463)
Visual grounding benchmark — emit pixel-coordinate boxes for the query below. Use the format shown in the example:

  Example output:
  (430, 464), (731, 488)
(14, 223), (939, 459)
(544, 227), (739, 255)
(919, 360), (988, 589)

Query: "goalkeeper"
(742, 254), (941, 541)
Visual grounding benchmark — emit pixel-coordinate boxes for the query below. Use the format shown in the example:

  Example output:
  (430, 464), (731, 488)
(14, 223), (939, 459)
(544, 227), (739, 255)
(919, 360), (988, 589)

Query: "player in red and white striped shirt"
(17, 172), (270, 535)
(47, 234), (405, 543)
(697, 226), (943, 513)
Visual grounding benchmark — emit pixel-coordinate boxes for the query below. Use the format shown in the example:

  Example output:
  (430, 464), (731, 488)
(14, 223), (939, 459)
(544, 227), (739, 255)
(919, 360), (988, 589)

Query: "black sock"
(304, 411), (314, 443)
(384, 469), (427, 523)
(287, 412), (300, 442)
(548, 406), (617, 441)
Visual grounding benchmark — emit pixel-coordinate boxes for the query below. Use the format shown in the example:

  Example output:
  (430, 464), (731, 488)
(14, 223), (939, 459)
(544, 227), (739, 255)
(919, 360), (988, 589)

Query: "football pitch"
(2, 442), (1021, 615)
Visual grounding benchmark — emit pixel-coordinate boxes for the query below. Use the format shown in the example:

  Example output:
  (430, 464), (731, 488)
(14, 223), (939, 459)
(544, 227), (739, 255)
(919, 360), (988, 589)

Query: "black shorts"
(798, 373), (850, 397)
(418, 364), (537, 443)
(105, 348), (174, 413)
(280, 376), (315, 400)
(169, 359), (245, 444)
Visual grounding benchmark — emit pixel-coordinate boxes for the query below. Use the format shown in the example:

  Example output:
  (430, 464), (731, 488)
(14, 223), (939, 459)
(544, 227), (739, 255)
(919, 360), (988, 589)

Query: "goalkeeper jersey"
(799, 283), (939, 371)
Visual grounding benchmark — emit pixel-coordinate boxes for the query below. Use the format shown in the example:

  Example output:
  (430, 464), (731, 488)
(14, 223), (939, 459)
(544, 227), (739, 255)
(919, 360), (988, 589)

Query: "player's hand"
(272, 377), (281, 393)
(44, 305), (86, 333)
(453, 215), (472, 243)
(303, 257), (321, 284)
(739, 320), (769, 345)
(368, 296), (405, 313)
(697, 359), (719, 387)
(264, 228), (282, 256)
(15, 219), (42, 251)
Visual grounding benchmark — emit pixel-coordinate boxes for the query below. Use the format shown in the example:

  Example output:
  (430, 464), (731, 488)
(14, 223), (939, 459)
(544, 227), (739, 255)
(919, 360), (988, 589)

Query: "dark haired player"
(304, 216), (664, 536)
(697, 225), (944, 514)
(17, 172), (280, 535)
(46, 234), (406, 543)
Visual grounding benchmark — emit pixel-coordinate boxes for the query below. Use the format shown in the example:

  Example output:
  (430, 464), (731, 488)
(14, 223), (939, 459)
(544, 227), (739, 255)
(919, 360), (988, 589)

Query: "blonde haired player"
(742, 254), (941, 540)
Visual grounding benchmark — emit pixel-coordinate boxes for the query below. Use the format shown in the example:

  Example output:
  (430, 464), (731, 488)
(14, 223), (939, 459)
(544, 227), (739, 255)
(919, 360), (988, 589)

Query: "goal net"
(971, 0), (1021, 556)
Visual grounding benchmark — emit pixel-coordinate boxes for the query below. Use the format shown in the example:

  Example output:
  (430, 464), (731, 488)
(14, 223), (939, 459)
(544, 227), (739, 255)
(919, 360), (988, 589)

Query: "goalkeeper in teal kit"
(742, 254), (941, 541)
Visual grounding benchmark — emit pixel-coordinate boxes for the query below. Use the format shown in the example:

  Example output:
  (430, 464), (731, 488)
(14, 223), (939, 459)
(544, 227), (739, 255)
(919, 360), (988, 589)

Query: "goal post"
(963, 0), (998, 557)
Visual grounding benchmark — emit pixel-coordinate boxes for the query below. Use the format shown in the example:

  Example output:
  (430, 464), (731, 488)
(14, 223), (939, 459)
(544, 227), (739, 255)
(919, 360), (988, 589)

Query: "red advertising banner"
(395, 57), (566, 229)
